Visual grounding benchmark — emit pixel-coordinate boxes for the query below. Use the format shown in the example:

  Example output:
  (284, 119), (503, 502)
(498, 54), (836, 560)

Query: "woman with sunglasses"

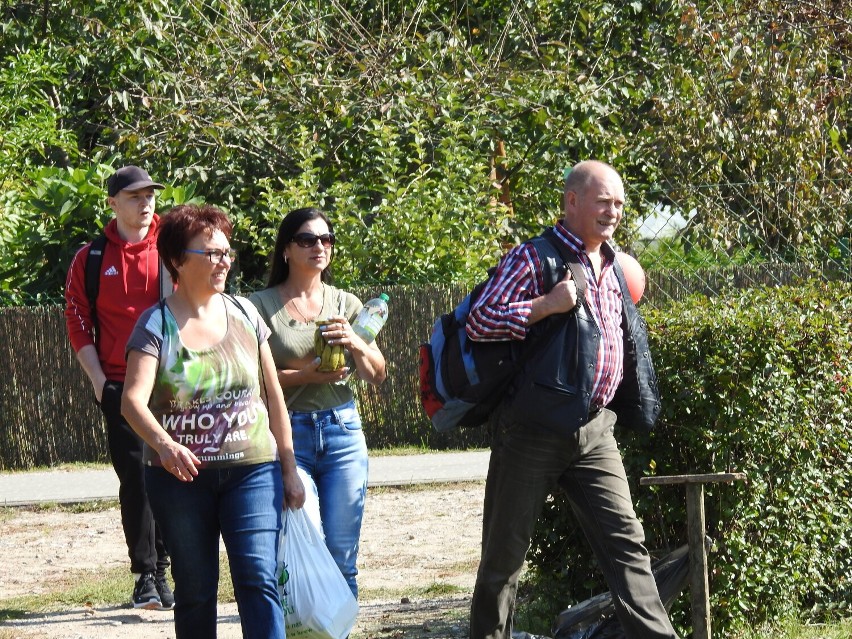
(121, 204), (306, 638)
(249, 207), (386, 598)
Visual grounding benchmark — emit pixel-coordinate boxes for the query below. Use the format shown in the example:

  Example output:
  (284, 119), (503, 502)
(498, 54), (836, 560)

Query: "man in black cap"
(65, 165), (175, 610)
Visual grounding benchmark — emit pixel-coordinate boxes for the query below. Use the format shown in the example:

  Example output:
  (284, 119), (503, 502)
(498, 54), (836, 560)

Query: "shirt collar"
(553, 221), (617, 264)
(553, 221), (584, 255)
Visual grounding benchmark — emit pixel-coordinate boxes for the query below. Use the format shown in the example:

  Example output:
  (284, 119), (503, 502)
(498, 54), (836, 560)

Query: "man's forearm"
(75, 344), (107, 401)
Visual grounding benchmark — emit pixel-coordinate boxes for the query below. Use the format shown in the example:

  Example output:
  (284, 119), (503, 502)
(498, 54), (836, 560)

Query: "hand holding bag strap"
(539, 226), (587, 306)
(509, 230), (587, 375)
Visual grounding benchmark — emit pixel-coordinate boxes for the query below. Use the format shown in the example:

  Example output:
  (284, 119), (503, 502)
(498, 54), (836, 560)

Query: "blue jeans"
(290, 399), (368, 598)
(146, 462), (284, 639)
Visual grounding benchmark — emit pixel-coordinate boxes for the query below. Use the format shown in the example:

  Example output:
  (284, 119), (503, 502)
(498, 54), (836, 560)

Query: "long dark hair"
(266, 207), (335, 288)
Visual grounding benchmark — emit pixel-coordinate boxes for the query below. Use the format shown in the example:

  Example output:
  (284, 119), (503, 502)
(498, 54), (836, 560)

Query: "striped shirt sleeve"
(466, 242), (545, 342)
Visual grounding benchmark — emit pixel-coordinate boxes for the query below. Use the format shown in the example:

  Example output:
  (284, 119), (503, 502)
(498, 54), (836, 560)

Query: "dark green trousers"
(470, 408), (679, 639)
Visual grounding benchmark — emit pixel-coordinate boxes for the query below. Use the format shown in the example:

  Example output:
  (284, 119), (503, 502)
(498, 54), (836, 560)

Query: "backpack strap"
(521, 229), (590, 369)
(84, 233), (108, 344)
(223, 293), (260, 346)
(85, 233), (171, 345)
(158, 298), (167, 367)
(222, 293), (269, 407)
(536, 227), (587, 307)
(492, 229), (584, 373)
(159, 260), (173, 300)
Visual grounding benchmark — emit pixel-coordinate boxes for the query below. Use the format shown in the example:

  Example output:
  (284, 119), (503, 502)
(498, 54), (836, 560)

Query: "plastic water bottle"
(352, 293), (389, 343)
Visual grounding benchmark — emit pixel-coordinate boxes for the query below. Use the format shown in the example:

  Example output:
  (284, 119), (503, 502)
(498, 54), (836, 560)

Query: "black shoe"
(132, 571), (162, 610)
(155, 571), (175, 610)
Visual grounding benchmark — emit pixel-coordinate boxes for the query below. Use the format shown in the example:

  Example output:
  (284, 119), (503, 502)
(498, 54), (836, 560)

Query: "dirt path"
(0, 483), (484, 638)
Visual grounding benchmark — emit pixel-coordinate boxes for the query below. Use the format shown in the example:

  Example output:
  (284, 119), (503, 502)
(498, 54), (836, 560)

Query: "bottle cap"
(379, 293), (389, 301)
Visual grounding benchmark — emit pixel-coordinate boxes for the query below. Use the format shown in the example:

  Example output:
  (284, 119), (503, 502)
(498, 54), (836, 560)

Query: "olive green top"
(249, 285), (363, 412)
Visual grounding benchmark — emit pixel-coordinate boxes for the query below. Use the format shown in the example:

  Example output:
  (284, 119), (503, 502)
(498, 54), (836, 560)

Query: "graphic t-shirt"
(126, 294), (278, 468)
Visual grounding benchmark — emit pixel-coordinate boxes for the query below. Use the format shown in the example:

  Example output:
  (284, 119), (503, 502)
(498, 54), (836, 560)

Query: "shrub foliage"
(525, 279), (852, 637)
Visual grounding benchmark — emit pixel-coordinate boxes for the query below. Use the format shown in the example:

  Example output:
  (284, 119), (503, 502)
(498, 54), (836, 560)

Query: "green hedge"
(523, 280), (852, 637)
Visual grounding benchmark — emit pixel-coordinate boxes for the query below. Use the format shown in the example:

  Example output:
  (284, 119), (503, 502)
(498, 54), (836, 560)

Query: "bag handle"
(285, 507), (323, 547)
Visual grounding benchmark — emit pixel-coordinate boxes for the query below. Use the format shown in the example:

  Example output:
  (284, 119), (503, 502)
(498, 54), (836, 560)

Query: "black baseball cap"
(107, 165), (165, 197)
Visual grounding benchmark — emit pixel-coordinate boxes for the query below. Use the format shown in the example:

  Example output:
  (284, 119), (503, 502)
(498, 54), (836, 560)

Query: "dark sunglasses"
(291, 232), (335, 248)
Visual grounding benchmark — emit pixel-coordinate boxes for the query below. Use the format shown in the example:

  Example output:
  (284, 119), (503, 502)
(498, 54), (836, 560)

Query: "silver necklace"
(287, 287), (322, 323)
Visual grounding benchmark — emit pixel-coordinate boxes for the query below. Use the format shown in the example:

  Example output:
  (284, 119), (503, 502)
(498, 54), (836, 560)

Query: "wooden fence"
(0, 284), (490, 470)
(0, 263), (840, 470)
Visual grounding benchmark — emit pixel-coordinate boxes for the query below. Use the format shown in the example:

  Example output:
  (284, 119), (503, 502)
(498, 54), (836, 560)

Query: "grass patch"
(368, 446), (487, 457)
(0, 608), (26, 622)
(368, 445), (432, 457)
(359, 585), (413, 602)
(359, 581), (466, 603)
(733, 619), (852, 638)
(1, 462), (111, 474)
(0, 564), (132, 616)
(0, 566), (138, 614)
(1, 500), (119, 517)
(367, 480), (484, 497)
(444, 558), (480, 573)
(0, 553), (237, 619)
(418, 582), (466, 598)
(32, 499), (118, 514)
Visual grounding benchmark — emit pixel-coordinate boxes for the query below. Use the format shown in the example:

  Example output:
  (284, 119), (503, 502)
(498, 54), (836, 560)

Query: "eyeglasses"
(184, 248), (237, 264)
(290, 232), (335, 248)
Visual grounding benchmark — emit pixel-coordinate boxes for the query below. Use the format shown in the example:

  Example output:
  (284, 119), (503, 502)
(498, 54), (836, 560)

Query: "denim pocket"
(333, 403), (362, 431)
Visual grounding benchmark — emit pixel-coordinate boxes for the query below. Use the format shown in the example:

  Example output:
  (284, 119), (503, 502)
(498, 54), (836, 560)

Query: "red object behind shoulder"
(615, 252), (646, 303)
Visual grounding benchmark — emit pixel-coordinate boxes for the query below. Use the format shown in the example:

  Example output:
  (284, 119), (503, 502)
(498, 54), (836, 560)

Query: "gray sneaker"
(155, 571), (175, 610)
(132, 572), (161, 610)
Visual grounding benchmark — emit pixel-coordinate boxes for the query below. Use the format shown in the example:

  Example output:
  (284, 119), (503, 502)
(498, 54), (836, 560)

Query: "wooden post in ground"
(639, 472), (746, 639)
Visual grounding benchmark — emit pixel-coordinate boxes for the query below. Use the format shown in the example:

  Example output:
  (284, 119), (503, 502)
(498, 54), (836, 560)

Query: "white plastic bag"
(278, 507), (359, 639)
(296, 467), (323, 539)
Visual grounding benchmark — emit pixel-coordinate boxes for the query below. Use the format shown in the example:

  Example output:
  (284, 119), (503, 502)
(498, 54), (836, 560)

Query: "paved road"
(0, 450), (491, 507)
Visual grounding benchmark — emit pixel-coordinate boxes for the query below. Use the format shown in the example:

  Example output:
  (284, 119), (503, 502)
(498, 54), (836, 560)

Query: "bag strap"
(223, 293), (270, 407)
(85, 233), (171, 345)
(157, 298), (167, 369)
(502, 229), (585, 374)
(538, 226), (587, 306)
(159, 260), (172, 300)
(84, 233), (108, 344)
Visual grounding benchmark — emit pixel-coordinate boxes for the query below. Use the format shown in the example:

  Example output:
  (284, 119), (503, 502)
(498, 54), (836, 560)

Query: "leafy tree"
(0, 48), (77, 185)
(645, 0), (851, 263)
(0, 0), (849, 297)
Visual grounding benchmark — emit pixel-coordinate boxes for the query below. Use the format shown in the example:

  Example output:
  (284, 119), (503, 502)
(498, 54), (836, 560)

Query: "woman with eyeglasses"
(121, 204), (306, 638)
(249, 207), (386, 598)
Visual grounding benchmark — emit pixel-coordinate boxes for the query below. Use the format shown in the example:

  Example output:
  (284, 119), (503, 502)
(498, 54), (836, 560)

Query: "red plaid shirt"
(467, 223), (625, 407)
